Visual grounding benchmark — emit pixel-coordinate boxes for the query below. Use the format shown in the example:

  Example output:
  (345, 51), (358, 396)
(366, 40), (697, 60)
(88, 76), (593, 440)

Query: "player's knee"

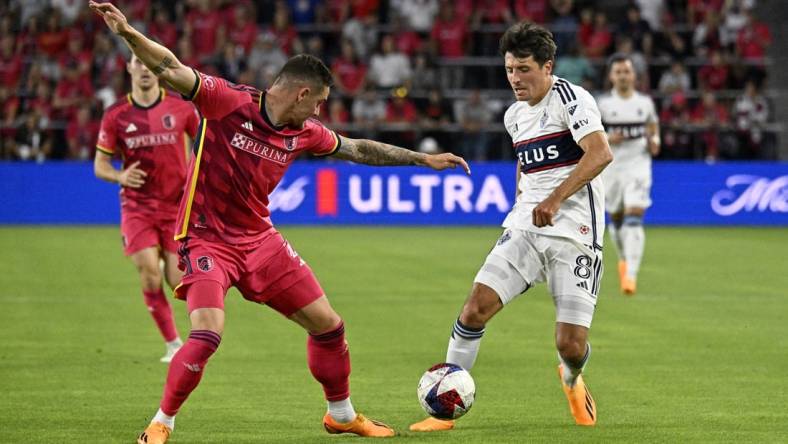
(460, 284), (503, 328)
(136, 262), (162, 291)
(556, 336), (586, 363)
(189, 308), (225, 335)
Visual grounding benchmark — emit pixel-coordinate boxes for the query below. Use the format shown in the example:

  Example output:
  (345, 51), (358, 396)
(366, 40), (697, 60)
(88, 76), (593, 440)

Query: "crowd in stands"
(0, 0), (776, 162)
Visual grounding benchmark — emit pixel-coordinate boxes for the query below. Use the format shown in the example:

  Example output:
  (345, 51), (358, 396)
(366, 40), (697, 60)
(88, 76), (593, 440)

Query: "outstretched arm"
(335, 135), (471, 174)
(89, 1), (196, 96)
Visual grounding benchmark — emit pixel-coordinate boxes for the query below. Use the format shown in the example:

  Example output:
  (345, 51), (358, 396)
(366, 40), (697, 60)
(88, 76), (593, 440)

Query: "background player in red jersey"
(94, 52), (200, 363)
(90, 2), (470, 443)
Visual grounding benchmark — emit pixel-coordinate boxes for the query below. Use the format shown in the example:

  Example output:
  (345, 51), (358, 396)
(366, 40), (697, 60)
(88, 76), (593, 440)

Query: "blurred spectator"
(456, 89), (493, 161)
(322, 98), (351, 128)
(472, 0), (513, 25)
(692, 11), (723, 57)
(687, 0), (725, 25)
(634, 0), (664, 30)
(390, 15), (422, 57)
(331, 39), (368, 97)
(734, 80), (769, 158)
(368, 35), (412, 89)
(658, 60), (691, 94)
(248, 32), (288, 87)
(37, 12), (68, 58)
(25, 81), (54, 122)
(513, 0), (549, 24)
(736, 9), (771, 63)
(691, 91), (730, 161)
(555, 44), (595, 89)
(226, 4), (259, 54)
(430, 3), (468, 59)
(0, 35), (23, 89)
(550, 0), (578, 57)
(418, 88), (454, 151)
(659, 92), (694, 159)
(185, 0), (225, 59)
(53, 62), (94, 120)
(580, 11), (612, 58)
(618, 5), (652, 51)
(52, 0), (85, 25)
(720, 1), (749, 48)
(66, 104), (100, 160)
(697, 50), (729, 91)
(13, 0), (49, 25)
(410, 52), (441, 92)
(384, 93), (419, 146)
(342, 13), (378, 59)
(13, 111), (52, 162)
(352, 87), (386, 133)
(149, 8), (178, 49)
(91, 32), (126, 86)
(392, 0), (439, 33)
(215, 42), (246, 82)
(661, 28), (691, 60)
(59, 35), (93, 82)
(287, 0), (321, 25)
(176, 37), (204, 73)
(95, 72), (125, 110)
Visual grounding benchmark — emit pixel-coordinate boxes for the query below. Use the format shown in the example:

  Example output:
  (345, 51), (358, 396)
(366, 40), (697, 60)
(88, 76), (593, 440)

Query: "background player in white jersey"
(597, 55), (660, 295)
(410, 22), (612, 432)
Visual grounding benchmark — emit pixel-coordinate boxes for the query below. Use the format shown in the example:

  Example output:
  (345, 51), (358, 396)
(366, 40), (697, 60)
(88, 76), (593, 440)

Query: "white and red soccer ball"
(417, 363), (475, 419)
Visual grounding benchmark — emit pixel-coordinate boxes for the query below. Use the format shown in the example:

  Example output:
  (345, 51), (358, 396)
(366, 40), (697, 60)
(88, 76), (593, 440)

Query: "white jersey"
(502, 76), (606, 251)
(597, 90), (658, 175)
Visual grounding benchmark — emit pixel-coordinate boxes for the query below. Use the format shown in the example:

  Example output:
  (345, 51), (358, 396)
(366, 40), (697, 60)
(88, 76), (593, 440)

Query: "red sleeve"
(96, 111), (117, 155)
(183, 70), (251, 120)
(308, 120), (342, 157)
(186, 104), (200, 138)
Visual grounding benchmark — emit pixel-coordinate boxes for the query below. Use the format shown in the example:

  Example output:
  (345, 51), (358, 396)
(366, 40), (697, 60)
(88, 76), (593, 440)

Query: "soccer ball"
(417, 363), (475, 420)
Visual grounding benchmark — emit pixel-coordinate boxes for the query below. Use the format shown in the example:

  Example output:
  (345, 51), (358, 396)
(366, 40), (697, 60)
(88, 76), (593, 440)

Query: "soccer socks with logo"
(620, 215), (645, 280)
(559, 343), (591, 388)
(446, 319), (485, 371)
(143, 288), (179, 342)
(160, 330), (221, 416)
(307, 322), (354, 422)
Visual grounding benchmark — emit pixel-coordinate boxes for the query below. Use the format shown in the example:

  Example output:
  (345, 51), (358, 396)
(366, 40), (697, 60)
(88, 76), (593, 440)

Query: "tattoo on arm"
(334, 137), (425, 166)
(151, 56), (173, 75)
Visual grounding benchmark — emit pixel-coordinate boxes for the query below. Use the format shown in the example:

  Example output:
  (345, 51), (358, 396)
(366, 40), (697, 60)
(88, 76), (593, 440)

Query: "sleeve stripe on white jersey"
(555, 79), (577, 101)
(552, 84), (569, 104)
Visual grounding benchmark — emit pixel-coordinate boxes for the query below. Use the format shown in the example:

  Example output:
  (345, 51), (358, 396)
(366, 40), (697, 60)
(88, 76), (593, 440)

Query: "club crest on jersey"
(497, 230), (512, 245)
(539, 111), (549, 128)
(161, 114), (176, 130)
(284, 136), (299, 152)
(197, 256), (214, 272)
(579, 225), (590, 235)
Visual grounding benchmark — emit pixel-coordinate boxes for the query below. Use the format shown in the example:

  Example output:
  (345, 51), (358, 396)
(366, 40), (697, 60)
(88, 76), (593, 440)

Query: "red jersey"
(174, 72), (340, 244)
(97, 89), (200, 215)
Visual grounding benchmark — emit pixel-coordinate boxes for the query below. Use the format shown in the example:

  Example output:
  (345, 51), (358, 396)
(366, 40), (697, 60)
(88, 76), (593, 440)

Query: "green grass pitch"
(1, 226), (786, 443)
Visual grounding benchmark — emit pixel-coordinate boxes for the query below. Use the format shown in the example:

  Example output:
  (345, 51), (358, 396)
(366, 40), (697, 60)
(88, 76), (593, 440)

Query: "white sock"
(446, 319), (485, 371)
(166, 338), (183, 349)
(620, 216), (645, 280)
(607, 222), (624, 262)
(152, 408), (175, 430)
(328, 397), (356, 424)
(559, 343), (591, 388)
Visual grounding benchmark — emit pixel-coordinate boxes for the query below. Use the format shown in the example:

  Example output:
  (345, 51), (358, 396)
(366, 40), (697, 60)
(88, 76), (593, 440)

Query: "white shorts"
(473, 229), (602, 328)
(604, 171), (652, 213)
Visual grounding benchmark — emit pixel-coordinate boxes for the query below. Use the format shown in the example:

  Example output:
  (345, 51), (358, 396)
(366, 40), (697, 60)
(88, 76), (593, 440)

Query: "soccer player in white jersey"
(597, 54), (660, 295)
(410, 22), (612, 432)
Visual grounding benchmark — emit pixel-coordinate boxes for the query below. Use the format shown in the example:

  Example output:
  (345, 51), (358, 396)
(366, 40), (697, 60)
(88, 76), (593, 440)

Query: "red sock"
(160, 330), (221, 415)
(143, 288), (178, 342)
(307, 322), (351, 401)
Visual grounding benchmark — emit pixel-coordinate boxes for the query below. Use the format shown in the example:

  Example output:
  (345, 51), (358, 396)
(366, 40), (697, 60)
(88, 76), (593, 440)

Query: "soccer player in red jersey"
(90, 2), (470, 443)
(94, 52), (200, 363)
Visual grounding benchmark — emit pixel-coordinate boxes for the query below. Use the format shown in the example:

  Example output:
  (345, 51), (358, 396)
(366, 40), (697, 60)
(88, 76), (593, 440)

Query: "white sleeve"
(563, 87), (605, 143)
(647, 97), (659, 125)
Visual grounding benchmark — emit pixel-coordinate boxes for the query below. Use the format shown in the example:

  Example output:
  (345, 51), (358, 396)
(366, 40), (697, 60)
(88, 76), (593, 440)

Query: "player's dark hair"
(499, 22), (556, 66)
(274, 54), (334, 88)
(608, 53), (633, 68)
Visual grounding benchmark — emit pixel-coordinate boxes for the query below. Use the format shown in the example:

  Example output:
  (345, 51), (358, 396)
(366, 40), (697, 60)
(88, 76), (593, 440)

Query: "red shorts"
(120, 211), (179, 256)
(173, 229), (324, 316)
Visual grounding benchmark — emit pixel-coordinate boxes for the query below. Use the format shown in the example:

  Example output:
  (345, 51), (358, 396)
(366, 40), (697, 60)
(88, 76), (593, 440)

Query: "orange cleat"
(409, 417), (455, 432)
(137, 421), (171, 444)
(323, 413), (395, 437)
(558, 365), (596, 426)
(618, 261), (636, 295)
